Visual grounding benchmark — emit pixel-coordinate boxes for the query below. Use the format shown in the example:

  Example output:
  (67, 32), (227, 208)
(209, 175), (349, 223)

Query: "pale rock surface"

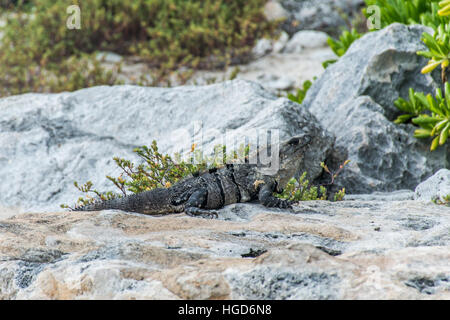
(415, 169), (450, 203)
(273, 31), (289, 53)
(96, 51), (123, 64)
(263, 1), (289, 22)
(252, 38), (274, 59)
(0, 199), (448, 300)
(187, 47), (336, 92)
(283, 30), (329, 53)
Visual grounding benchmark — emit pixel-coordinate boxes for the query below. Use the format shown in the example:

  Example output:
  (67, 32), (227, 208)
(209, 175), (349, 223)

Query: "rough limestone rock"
(273, 31), (290, 53)
(279, 0), (365, 37)
(252, 38), (274, 59)
(251, 32), (290, 59)
(189, 45), (336, 93)
(415, 169), (450, 203)
(96, 51), (123, 63)
(263, 1), (289, 22)
(283, 30), (329, 53)
(0, 199), (449, 300)
(256, 74), (295, 91)
(303, 24), (449, 193)
(0, 80), (333, 212)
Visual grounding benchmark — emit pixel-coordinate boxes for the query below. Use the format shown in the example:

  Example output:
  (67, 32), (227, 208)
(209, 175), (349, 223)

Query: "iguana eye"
(288, 137), (300, 145)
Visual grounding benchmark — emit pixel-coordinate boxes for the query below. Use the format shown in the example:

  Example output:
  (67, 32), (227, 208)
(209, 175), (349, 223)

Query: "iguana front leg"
(258, 184), (292, 209)
(184, 189), (219, 219)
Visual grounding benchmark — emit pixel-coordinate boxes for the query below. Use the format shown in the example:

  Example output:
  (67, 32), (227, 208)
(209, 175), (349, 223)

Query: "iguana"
(73, 134), (312, 217)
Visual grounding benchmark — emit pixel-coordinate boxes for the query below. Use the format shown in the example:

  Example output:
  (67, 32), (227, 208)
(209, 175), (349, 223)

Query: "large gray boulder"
(303, 24), (449, 193)
(0, 80), (333, 212)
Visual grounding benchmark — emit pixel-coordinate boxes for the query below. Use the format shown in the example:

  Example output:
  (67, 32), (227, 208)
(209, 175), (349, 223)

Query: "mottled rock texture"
(0, 199), (448, 300)
(303, 24), (449, 193)
(415, 169), (450, 203)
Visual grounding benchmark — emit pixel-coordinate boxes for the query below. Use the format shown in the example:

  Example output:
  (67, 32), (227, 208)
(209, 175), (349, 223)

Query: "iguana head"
(277, 134), (312, 190)
(255, 134), (312, 192)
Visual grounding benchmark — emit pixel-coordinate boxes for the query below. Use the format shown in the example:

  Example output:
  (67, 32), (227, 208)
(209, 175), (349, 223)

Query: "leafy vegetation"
(432, 193), (450, 206)
(62, 141), (252, 208)
(439, 0), (450, 16)
(328, 0), (450, 152)
(62, 141), (204, 208)
(417, 23), (450, 83)
(363, 0), (442, 28)
(287, 80), (313, 104)
(323, 29), (362, 68)
(383, 0), (450, 151)
(395, 83), (450, 151)
(0, 0), (278, 97)
(277, 161), (349, 202)
(277, 173), (328, 201)
(394, 88), (426, 124)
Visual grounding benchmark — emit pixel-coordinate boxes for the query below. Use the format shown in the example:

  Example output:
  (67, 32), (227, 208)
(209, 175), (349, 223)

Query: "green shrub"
(277, 161), (349, 202)
(439, 0), (450, 16)
(385, 0), (450, 152)
(0, 0), (278, 97)
(363, 0), (442, 28)
(327, 28), (362, 57)
(394, 83), (450, 151)
(277, 173), (328, 201)
(63, 141), (205, 208)
(393, 88), (427, 124)
(276, 173), (346, 202)
(417, 23), (450, 82)
(62, 141), (252, 208)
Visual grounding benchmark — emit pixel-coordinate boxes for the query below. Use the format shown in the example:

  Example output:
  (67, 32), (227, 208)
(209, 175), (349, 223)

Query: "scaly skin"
(73, 134), (312, 218)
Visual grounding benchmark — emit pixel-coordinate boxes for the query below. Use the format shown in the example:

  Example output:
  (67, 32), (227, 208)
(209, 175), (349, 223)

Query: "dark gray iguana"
(73, 134), (312, 217)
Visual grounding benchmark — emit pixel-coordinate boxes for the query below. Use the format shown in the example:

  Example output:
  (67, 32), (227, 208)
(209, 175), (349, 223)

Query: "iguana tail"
(73, 196), (130, 212)
(72, 188), (180, 214)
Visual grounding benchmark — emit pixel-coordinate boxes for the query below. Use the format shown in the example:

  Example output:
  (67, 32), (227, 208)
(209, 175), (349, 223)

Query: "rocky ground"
(0, 172), (448, 300)
(0, 193), (448, 299)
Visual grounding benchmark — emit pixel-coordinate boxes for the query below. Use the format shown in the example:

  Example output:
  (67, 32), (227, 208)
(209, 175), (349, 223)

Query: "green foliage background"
(0, 0), (278, 97)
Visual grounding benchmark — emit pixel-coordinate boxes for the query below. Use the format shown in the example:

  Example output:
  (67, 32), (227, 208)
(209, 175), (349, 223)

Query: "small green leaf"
(439, 122), (450, 145)
(414, 128), (433, 139)
(431, 136), (440, 151)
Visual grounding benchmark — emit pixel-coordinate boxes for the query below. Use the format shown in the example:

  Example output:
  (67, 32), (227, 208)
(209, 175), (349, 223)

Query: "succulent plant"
(417, 23), (450, 82)
(395, 83), (450, 151)
(438, 0), (450, 16)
